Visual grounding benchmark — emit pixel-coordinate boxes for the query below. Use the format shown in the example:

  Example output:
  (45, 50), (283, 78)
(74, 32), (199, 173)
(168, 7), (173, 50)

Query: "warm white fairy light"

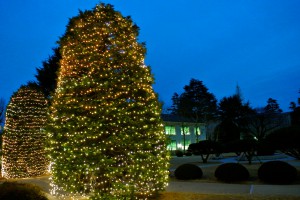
(47, 3), (169, 199)
(1, 84), (48, 178)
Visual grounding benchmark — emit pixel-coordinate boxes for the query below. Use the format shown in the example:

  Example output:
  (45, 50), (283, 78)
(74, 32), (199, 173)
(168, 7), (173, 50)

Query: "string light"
(1, 84), (48, 178)
(47, 3), (169, 199)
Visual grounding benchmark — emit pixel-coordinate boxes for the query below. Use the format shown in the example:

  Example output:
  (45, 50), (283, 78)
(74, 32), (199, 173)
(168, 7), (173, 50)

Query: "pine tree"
(0, 98), (5, 132)
(264, 98), (282, 114)
(171, 79), (217, 122)
(46, 3), (169, 199)
(171, 79), (218, 142)
(35, 47), (61, 99)
(1, 83), (48, 178)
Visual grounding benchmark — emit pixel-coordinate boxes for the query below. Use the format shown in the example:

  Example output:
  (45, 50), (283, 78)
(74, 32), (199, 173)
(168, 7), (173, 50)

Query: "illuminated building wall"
(162, 114), (206, 151)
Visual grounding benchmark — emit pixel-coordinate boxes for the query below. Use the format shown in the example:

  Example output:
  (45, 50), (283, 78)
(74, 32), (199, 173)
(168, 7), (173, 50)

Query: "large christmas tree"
(1, 83), (48, 178)
(47, 3), (169, 199)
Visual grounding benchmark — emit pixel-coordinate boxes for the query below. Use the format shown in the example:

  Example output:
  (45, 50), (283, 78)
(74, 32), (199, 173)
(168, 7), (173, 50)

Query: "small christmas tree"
(1, 83), (48, 178)
(47, 3), (169, 199)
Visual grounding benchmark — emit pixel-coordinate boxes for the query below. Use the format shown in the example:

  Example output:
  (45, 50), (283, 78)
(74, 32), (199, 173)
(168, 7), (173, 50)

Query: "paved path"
(15, 177), (300, 199)
(167, 181), (300, 196)
(16, 176), (300, 199)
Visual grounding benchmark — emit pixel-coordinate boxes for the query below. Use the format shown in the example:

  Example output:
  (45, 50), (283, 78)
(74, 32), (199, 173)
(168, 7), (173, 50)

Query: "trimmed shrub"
(175, 150), (184, 157)
(266, 126), (300, 159)
(174, 163), (203, 180)
(0, 182), (48, 200)
(185, 151), (192, 156)
(258, 161), (297, 184)
(215, 163), (250, 182)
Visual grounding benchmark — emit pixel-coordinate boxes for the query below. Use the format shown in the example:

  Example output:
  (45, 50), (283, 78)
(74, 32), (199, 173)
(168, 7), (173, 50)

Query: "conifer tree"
(46, 4), (169, 199)
(35, 47), (61, 99)
(1, 83), (48, 178)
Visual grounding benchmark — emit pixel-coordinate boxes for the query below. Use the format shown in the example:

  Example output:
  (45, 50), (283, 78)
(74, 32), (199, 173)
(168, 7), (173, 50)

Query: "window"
(194, 127), (201, 136)
(181, 126), (190, 135)
(167, 140), (177, 151)
(165, 126), (176, 135)
(178, 140), (191, 150)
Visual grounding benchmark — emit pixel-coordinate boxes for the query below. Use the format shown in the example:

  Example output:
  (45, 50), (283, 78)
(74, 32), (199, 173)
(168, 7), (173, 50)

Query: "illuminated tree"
(47, 3), (169, 199)
(1, 83), (48, 178)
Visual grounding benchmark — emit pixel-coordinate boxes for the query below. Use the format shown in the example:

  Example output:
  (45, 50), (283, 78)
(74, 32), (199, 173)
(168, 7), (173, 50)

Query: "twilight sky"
(1, 0), (299, 112)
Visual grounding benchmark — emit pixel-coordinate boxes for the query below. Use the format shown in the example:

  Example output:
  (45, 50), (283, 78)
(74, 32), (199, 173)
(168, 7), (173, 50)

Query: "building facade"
(161, 114), (206, 152)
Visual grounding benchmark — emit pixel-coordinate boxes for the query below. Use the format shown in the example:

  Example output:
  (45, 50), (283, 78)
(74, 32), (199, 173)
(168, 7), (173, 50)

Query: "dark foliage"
(215, 163), (250, 182)
(256, 139), (275, 156)
(174, 163), (203, 180)
(188, 140), (222, 154)
(188, 140), (222, 163)
(223, 139), (256, 154)
(289, 90), (300, 126)
(246, 106), (284, 141)
(264, 98), (283, 113)
(0, 97), (5, 126)
(35, 47), (61, 99)
(0, 182), (48, 200)
(266, 126), (300, 159)
(258, 161), (298, 184)
(175, 150), (184, 157)
(217, 94), (254, 142)
(214, 120), (240, 142)
(291, 107), (300, 126)
(170, 79), (218, 123)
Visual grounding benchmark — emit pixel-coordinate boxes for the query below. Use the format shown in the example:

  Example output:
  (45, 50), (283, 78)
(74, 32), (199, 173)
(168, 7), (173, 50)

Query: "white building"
(161, 114), (206, 152)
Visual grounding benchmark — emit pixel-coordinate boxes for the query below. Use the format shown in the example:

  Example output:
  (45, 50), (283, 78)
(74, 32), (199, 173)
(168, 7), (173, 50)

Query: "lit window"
(167, 140), (177, 151)
(194, 127), (201, 136)
(181, 126), (190, 135)
(165, 126), (176, 135)
(180, 140), (191, 150)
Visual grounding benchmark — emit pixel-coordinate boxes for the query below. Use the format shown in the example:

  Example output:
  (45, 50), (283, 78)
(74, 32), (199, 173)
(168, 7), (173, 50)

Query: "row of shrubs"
(176, 125), (300, 162)
(174, 161), (299, 184)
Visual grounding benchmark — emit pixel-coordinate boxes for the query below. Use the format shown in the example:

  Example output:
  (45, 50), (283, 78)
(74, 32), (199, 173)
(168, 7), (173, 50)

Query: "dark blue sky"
(1, 0), (299, 111)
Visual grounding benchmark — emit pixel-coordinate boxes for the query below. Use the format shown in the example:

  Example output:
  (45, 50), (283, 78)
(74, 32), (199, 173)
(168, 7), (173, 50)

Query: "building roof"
(161, 114), (196, 123)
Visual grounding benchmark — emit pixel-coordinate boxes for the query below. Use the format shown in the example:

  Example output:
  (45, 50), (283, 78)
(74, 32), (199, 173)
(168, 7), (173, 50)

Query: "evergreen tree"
(35, 47), (61, 99)
(217, 94), (253, 142)
(244, 98), (283, 141)
(290, 89), (300, 126)
(46, 4), (169, 199)
(1, 83), (48, 178)
(264, 98), (282, 114)
(180, 79), (217, 122)
(0, 98), (5, 132)
(171, 79), (218, 142)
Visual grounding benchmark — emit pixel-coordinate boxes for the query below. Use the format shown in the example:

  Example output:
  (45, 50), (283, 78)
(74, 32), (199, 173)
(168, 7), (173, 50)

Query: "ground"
(0, 153), (300, 200)
(169, 153), (300, 185)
